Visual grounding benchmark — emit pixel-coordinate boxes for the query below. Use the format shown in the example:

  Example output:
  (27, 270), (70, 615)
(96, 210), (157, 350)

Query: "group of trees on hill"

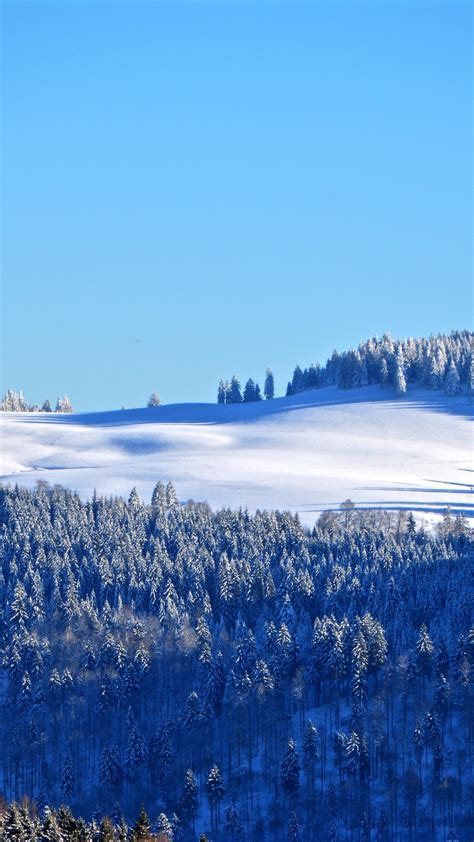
(217, 369), (275, 404)
(0, 390), (73, 413)
(286, 330), (471, 398)
(215, 332), (471, 404)
(0, 482), (472, 839)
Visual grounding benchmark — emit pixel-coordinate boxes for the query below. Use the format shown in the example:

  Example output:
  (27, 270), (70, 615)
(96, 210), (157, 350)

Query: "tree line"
(216, 331), (471, 404)
(0, 390), (73, 413)
(285, 330), (471, 398)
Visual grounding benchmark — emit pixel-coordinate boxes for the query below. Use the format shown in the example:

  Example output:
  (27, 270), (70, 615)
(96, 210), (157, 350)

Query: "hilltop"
(1, 384), (471, 524)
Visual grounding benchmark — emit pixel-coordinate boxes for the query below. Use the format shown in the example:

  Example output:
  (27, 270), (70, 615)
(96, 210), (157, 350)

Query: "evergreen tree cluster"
(0, 483), (472, 839)
(0, 801), (182, 841)
(217, 376), (263, 404)
(286, 330), (471, 398)
(0, 390), (73, 413)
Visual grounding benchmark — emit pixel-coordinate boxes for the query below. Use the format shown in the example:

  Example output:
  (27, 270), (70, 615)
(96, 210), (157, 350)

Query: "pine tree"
(264, 367), (275, 400)
(291, 366), (304, 394)
(406, 512), (417, 536)
(147, 392), (161, 407)
(394, 349), (407, 397)
(116, 819), (129, 841)
(217, 379), (226, 404)
(379, 357), (389, 389)
(55, 395), (73, 413)
(99, 746), (123, 791)
(98, 817), (115, 842)
(206, 765), (225, 829)
(3, 803), (27, 841)
(303, 720), (319, 791)
(181, 769), (198, 830)
(156, 813), (173, 838)
(40, 808), (63, 842)
(60, 756), (75, 800)
(444, 359), (460, 396)
(417, 624), (434, 680)
(287, 811), (301, 842)
(227, 376), (242, 404)
(131, 806), (151, 841)
(243, 379), (256, 402)
(281, 739), (300, 806)
(223, 802), (243, 838)
(41, 399), (52, 412)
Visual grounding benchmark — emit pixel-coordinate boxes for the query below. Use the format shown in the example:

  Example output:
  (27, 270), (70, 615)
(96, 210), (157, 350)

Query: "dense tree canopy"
(0, 483), (472, 839)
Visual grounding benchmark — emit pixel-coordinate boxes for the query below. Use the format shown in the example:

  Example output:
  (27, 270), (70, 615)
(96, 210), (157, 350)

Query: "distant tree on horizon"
(56, 394), (74, 413)
(226, 376), (242, 404)
(264, 367), (275, 400)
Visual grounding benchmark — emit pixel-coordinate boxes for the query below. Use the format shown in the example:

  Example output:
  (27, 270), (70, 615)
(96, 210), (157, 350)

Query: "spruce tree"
(444, 359), (460, 395)
(288, 811), (301, 842)
(131, 806), (151, 841)
(206, 765), (225, 829)
(217, 379), (226, 404)
(281, 739), (300, 806)
(60, 756), (75, 800)
(227, 376), (242, 404)
(394, 349), (407, 397)
(243, 379), (256, 402)
(264, 367), (275, 399)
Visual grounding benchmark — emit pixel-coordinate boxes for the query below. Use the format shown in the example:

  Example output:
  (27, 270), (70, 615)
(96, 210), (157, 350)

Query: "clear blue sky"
(1, 1), (472, 410)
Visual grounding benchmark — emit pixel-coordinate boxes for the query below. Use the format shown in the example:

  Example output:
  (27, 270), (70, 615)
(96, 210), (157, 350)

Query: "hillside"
(1, 385), (472, 524)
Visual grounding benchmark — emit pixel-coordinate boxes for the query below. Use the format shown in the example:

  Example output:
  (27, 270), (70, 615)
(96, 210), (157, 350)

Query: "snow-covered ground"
(1, 386), (472, 526)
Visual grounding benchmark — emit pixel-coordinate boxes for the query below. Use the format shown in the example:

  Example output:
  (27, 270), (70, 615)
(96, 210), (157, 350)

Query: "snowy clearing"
(1, 386), (472, 526)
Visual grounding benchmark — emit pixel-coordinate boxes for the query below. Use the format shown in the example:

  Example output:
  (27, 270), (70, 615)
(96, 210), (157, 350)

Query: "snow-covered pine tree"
(181, 769), (198, 830)
(394, 349), (407, 397)
(206, 765), (225, 830)
(444, 359), (460, 396)
(130, 805), (151, 840)
(55, 395), (73, 413)
(281, 738), (300, 807)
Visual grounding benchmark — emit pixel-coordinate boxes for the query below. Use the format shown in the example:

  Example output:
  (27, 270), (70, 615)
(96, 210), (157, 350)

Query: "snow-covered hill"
(1, 386), (472, 525)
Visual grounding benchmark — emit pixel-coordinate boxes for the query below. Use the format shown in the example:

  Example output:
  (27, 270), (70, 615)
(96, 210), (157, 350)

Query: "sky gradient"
(1, 1), (472, 410)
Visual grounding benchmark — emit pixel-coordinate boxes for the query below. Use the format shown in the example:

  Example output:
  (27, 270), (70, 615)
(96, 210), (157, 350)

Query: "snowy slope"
(1, 386), (472, 525)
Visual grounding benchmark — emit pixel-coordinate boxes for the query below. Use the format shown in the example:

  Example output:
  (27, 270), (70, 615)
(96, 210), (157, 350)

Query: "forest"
(0, 482), (472, 840)
(285, 330), (471, 397)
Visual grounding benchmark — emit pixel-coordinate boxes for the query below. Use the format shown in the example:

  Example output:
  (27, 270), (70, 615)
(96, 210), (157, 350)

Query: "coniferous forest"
(0, 483), (472, 840)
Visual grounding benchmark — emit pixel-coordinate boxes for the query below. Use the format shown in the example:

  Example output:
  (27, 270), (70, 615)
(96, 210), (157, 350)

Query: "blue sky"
(1, 1), (472, 410)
